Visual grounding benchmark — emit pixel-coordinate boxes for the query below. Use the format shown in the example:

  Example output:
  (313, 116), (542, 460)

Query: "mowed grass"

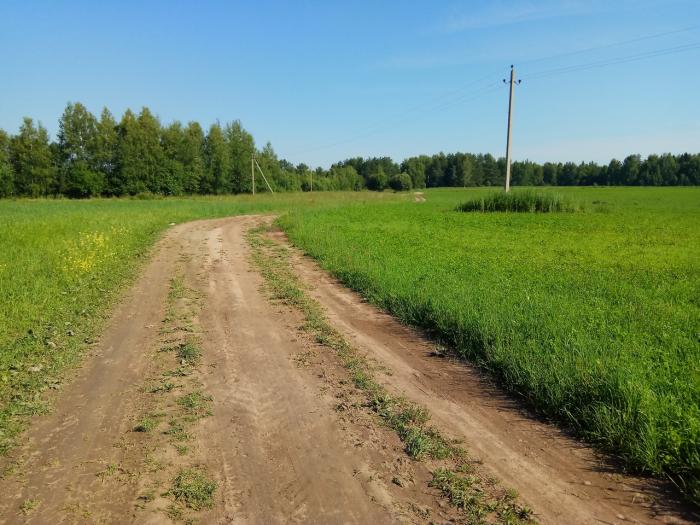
(0, 192), (395, 451)
(279, 187), (700, 502)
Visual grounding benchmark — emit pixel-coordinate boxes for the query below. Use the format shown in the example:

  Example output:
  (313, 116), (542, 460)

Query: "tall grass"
(456, 190), (579, 213)
(280, 187), (700, 503)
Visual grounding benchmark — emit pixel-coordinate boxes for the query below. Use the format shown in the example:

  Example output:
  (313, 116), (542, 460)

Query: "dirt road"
(0, 216), (695, 524)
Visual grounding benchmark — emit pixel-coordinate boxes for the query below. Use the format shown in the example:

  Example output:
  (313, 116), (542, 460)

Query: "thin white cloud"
(438, 0), (598, 32)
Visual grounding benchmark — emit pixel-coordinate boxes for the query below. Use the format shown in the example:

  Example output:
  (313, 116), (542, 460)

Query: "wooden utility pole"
(503, 65), (520, 193)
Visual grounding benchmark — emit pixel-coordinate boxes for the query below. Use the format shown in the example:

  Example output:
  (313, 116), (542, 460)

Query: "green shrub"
(389, 173), (413, 192)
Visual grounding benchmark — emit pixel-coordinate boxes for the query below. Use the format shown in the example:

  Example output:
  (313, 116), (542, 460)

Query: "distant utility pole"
(503, 65), (521, 193)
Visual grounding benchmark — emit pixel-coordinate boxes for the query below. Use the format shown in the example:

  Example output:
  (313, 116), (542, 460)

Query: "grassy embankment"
(279, 187), (700, 502)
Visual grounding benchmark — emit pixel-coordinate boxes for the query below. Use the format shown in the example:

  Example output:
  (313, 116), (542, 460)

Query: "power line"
(289, 70), (500, 154)
(294, 82), (501, 155)
(519, 25), (699, 66)
(521, 41), (700, 80)
(287, 25), (699, 159)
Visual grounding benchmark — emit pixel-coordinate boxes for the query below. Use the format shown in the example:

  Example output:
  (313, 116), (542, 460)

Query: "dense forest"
(0, 102), (698, 198)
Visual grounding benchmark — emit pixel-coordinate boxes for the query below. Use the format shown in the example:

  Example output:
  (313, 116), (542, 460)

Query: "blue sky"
(1, 0), (698, 167)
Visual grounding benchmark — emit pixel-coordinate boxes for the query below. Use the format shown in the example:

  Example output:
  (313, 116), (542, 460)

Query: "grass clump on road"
(19, 497), (40, 515)
(133, 414), (161, 433)
(456, 189), (578, 213)
(176, 338), (201, 366)
(431, 467), (533, 523)
(369, 392), (454, 460)
(177, 390), (213, 420)
(165, 419), (191, 442)
(168, 467), (217, 510)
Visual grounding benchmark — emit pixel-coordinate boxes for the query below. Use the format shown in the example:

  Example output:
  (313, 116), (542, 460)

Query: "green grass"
(0, 192), (392, 452)
(430, 467), (533, 523)
(457, 189), (579, 212)
(176, 338), (201, 366)
(168, 467), (217, 511)
(133, 414), (161, 433)
(177, 390), (213, 420)
(165, 419), (191, 442)
(2, 187), (699, 504)
(279, 187), (700, 503)
(19, 497), (40, 515)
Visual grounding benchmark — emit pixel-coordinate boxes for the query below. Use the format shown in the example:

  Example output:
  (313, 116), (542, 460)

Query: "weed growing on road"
(430, 467), (533, 524)
(176, 339), (201, 366)
(133, 414), (161, 433)
(168, 467), (217, 511)
(19, 497), (39, 515)
(147, 380), (178, 394)
(177, 391), (213, 420)
(165, 419), (191, 442)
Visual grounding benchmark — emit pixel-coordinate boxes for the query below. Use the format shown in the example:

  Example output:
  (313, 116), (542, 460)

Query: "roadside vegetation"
(280, 187), (700, 503)
(248, 225), (535, 523)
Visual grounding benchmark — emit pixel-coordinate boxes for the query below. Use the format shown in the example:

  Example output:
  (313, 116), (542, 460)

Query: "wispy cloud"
(372, 0), (686, 71)
(438, 0), (597, 32)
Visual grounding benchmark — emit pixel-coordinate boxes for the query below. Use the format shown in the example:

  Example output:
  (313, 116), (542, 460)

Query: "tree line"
(0, 102), (698, 198)
(337, 152), (700, 189)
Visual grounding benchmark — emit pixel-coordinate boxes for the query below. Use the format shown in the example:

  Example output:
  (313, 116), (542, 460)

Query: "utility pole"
(503, 65), (521, 192)
(251, 154), (255, 195)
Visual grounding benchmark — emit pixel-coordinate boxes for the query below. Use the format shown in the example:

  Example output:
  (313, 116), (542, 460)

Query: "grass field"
(279, 187), (700, 501)
(1, 187), (698, 502)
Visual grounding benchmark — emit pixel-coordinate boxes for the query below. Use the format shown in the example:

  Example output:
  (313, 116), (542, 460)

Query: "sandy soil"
(0, 215), (695, 525)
